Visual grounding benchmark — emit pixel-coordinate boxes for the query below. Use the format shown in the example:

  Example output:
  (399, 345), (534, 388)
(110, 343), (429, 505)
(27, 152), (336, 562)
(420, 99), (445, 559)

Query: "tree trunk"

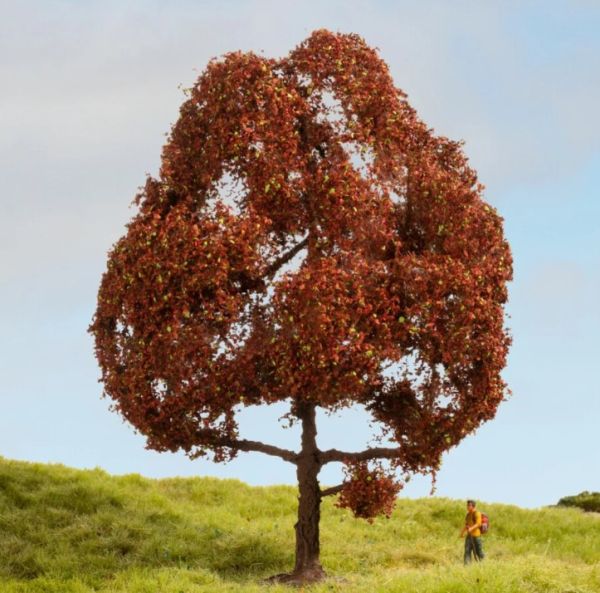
(267, 401), (326, 584)
(293, 401), (325, 581)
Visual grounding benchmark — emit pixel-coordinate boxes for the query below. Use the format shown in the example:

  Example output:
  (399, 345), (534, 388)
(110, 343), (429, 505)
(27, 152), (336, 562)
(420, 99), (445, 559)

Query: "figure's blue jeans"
(464, 535), (484, 564)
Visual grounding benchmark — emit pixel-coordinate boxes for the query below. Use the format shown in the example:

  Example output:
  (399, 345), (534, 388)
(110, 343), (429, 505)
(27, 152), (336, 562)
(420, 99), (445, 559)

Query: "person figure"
(460, 499), (484, 564)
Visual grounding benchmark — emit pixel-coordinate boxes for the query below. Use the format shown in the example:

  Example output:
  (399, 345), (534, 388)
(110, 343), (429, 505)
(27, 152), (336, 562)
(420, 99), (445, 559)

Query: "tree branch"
(209, 435), (299, 464)
(320, 484), (344, 498)
(265, 236), (309, 279)
(320, 447), (402, 464)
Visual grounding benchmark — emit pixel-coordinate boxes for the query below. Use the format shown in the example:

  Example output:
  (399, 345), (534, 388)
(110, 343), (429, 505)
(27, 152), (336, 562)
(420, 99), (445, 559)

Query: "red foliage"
(89, 30), (512, 479)
(336, 462), (403, 521)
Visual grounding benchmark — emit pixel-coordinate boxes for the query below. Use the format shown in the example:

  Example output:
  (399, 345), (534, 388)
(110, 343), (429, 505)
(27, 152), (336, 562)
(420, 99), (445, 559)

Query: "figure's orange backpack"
(480, 512), (489, 534)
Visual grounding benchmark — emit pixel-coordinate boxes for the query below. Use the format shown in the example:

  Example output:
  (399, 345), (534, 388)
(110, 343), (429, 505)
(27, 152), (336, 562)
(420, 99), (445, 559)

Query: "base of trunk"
(264, 565), (326, 585)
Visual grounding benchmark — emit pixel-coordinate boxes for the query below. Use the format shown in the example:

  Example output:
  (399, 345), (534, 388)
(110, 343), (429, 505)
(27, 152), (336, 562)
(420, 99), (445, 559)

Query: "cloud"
(3, 2), (599, 189)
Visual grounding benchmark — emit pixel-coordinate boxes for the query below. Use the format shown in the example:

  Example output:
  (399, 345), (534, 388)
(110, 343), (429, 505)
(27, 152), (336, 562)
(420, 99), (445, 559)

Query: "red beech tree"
(90, 30), (512, 583)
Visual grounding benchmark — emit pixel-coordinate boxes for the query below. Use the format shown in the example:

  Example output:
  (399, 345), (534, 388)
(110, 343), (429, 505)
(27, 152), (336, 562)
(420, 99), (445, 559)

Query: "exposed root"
(264, 566), (326, 586)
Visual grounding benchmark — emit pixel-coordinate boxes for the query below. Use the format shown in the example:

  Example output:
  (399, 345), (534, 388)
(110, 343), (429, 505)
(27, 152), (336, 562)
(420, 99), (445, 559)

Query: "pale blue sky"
(1, 0), (599, 508)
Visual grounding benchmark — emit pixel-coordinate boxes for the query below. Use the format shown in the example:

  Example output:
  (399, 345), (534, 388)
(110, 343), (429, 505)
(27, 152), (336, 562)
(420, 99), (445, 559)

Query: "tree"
(89, 29), (512, 584)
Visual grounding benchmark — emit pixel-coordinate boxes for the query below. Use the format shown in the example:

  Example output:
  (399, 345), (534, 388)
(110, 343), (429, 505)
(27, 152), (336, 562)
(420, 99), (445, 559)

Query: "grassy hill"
(0, 457), (598, 592)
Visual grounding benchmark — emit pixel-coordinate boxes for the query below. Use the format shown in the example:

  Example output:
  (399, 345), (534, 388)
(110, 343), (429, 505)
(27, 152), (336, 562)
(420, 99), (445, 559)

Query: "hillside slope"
(0, 457), (598, 592)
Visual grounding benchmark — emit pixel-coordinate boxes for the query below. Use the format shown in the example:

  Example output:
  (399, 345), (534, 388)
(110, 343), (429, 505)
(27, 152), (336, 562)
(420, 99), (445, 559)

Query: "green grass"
(1, 457), (599, 592)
